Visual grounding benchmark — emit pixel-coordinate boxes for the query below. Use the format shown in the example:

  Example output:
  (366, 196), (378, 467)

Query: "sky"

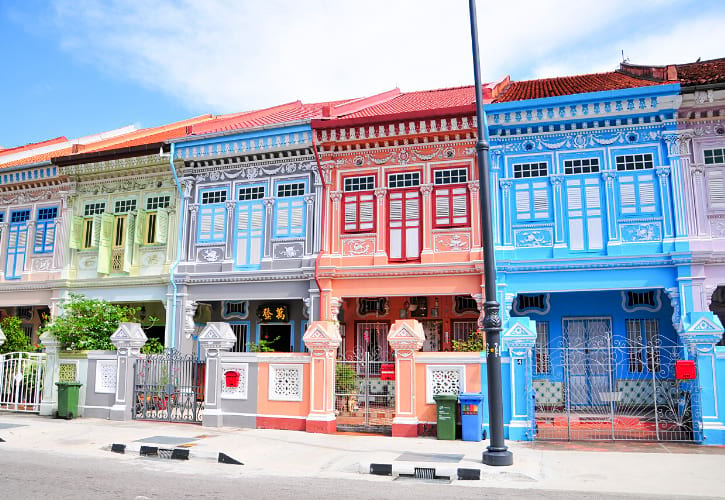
(1, 0), (724, 149)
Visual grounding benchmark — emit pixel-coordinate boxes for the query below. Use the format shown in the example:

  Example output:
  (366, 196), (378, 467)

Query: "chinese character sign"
(257, 304), (288, 322)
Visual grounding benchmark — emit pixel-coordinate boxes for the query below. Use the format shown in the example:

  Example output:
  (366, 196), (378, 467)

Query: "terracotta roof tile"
(0, 137), (67, 157)
(676, 57), (725, 86)
(494, 71), (663, 103)
(340, 86), (480, 119)
(0, 147), (75, 168)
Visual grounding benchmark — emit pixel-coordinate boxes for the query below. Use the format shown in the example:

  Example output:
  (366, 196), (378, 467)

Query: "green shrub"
(0, 316), (32, 354)
(451, 330), (485, 352)
(335, 363), (358, 393)
(141, 337), (165, 355)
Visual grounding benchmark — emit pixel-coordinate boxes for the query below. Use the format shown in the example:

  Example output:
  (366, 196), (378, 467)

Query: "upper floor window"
(201, 189), (227, 205)
(34, 207), (58, 254)
(388, 172), (420, 188)
(343, 176), (375, 233)
(564, 158), (600, 175)
(277, 182), (305, 198)
(434, 168), (468, 185)
(514, 181), (550, 222)
(0, 212), (4, 223)
(82, 202), (105, 249)
(704, 148), (725, 165)
(238, 185), (265, 201)
(146, 196), (170, 211)
(615, 153), (654, 171)
(11, 210), (30, 224)
(142, 196), (171, 245)
(198, 188), (228, 243)
(618, 174), (657, 216)
(344, 176), (375, 192)
(274, 181), (306, 238)
(513, 162), (547, 178)
(114, 199), (137, 214)
(434, 169), (468, 227)
(84, 202), (105, 217)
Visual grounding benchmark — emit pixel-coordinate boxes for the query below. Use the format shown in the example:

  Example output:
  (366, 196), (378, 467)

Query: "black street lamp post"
(468, 0), (513, 467)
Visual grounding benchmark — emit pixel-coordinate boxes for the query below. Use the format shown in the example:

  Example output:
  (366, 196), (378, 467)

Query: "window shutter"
(249, 206), (264, 265)
(213, 207), (226, 241)
(435, 188), (451, 225)
(343, 196), (358, 231)
(156, 208), (169, 244)
(405, 192), (420, 259)
(34, 224), (45, 253)
(708, 170), (725, 210)
(235, 205), (249, 266)
(451, 187), (468, 224)
(567, 181), (584, 250)
(135, 208), (147, 242)
(389, 193), (403, 259)
(123, 213), (135, 273)
(13, 227), (27, 278)
(585, 184), (603, 250)
(516, 186), (531, 220)
(532, 182), (549, 219)
(290, 200), (304, 236)
(92, 213), (103, 247)
(69, 216), (83, 250)
(359, 194), (374, 231)
(198, 207), (212, 241)
(619, 177), (637, 214)
(97, 213), (114, 274)
(638, 179), (656, 213)
(276, 201), (290, 236)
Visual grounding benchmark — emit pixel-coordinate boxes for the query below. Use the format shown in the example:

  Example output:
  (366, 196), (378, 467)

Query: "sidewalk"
(1, 413), (724, 498)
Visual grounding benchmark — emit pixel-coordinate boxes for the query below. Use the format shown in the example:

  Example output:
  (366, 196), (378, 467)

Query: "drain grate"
(414, 467), (436, 480)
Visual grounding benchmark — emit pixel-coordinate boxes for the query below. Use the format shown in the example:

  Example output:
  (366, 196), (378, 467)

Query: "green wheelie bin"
(55, 381), (82, 419)
(433, 394), (458, 440)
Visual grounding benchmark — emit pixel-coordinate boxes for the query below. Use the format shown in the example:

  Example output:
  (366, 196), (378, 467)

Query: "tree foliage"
(40, 294), (139, 351)
(0, 316), (32, 354)
(451, 330), (485, 352)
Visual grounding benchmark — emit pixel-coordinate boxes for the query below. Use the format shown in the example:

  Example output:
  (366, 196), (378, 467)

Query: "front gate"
(0, 352), (46, 413)
(133, 350), (205, 423)
(534, 318), (700, 442)
(335, 350), (395, 434)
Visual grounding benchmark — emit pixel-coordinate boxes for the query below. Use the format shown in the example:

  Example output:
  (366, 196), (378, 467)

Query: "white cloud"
(45, 0), (722, 114)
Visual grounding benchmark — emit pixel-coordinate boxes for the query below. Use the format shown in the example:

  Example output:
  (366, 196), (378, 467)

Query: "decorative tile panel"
(533, 379), (564, 406)
(58, 362), (77, 383)
(221, 364), (249, 400)
(268, 364), (303, 401)
(94, 359), (117, 394)
(425, 365), (465, 404)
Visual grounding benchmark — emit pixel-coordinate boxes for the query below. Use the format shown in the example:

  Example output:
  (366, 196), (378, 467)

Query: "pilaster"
(198, 322), (236, 427)
(303, 321), (341, 433)
(374, 188), (387, 264)
(502, 318), (537, 441)
(387, 319), (425, 437)
(420, 184), (434, 263)
(39, 331), (60, 416)
(109, 323), (147, 421)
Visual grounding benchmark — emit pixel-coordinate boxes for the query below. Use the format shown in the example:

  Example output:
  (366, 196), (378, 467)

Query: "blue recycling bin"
(459, 392), (485, 442)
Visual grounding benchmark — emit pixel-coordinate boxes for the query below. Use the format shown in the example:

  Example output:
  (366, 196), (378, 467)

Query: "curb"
(361, 461), (481, 481)
(110, 443), (243, 465)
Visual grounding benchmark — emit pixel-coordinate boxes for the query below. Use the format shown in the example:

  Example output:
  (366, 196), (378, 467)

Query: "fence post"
(502, 318), (537, 441)
(681, 312), (725, 445)
(109, 323), (147, 421)
(387, 319), (425, 437)
(39, 331), (60, 416)
(303, 321), (341, 433)
(198, 322), (236, 427)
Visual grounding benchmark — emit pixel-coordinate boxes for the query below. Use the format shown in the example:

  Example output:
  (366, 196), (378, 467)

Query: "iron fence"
(0, 352), (45, 413)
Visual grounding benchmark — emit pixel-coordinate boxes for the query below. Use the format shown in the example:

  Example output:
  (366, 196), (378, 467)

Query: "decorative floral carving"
(33, 258), (52, 271)
(200, 248), (221, 262)
(435, 233), (470, 251)
(273, 242), (303, 259)
(343, 238), (374, 256)
(620, 222), (661, 242)
(80, 256), (97, 270)
(515, 229), (553, 247)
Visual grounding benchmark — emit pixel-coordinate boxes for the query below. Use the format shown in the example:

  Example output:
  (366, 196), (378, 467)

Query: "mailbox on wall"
(380, 364), (395, 381)
(225, 370), (240, 388)
(675, 360), (696, 380)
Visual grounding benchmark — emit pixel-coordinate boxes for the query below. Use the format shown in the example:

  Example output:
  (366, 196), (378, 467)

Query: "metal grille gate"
(335, 350), (395, 434)
(0, 352), (46, 413)
(133, 350), (205, 423)
(534, 318), (700, 442)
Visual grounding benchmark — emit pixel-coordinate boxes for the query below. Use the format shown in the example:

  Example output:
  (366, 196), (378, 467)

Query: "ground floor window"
(452, 320), (478, 342)
(625, 318), (660, 372)
(230, 322), (248, 352)
(535, 321), (550, 374)
(356, 322), (390, 362)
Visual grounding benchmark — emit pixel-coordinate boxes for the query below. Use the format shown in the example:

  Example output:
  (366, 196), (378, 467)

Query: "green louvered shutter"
(96, 213), (114, 274)
(123, 213), (135, 273)
(69, 216), (83, 250)
(156, 208), (169, 244)
(92, 213), (103, 247)
(135, 208), (146, 243)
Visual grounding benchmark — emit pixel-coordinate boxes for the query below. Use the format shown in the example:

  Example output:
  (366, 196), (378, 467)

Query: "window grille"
(344, 176), (375, 192)
(615, 153), (654, 171)
(388, 172), (420, 188)
(704, 148), (725, 165)
(231, 323), (248, 352)
(535, 322), (550, 374)
(434, 168), (468, 185)
(452, 320), (478, 342)
(238, 186), (265, 200)
(146, 196), (170, 210)
(626, 290), (656, 308)
(564, 158), (600, 175)
(10, 210), (30, 223)
(277, 182), (305, 197)
(37, 207), (58, 220)
(114, 199), (137, 213)
(517, 294), (546, 311)
(201, 190), (227, 204)
(84, 202), (105, 216)
(626, 319), (660, 372)
(454, 296), (479, 314)
(513, 162), (548, 178)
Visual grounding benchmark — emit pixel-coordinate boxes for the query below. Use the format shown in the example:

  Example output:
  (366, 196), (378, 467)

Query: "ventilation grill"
(414, 467), (436, 480)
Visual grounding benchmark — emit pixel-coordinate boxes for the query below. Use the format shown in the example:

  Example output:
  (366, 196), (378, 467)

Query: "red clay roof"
(0, 137), (67, 157)
(340, 86), (481, 119)
(676, 57), (725, 86)
(191, 100), (354, 135)
(494, 71), (664, 103)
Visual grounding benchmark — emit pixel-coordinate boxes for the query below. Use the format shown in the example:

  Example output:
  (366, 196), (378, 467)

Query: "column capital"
(224, 200), (236, 210)
(387, 319), (424, 353)
(329, 191), (343, 203)
(467, 181), (480, 193)
(419, 184), (434, 196)
(304, 194), (316, 205)
(549, 174), (564, 186)
(600, 171), (616, 183)
(662, 131), (693, 158)
(499, 179), (512, 190)
(189, 203), (199, 216)
(656, 166), (672, 178)
(374, 187), (387, 199)
(262, 197), (275, 208)
(691, 163), (706, 176)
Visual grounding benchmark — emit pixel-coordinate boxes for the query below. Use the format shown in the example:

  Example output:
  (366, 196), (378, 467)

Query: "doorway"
(260, 324), (291, 352)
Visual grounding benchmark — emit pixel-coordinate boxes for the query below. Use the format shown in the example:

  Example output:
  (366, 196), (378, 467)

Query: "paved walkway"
(1, 413), (724, 498)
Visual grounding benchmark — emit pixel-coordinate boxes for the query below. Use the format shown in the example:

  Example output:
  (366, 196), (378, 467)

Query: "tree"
(0, 316), (32, 354)
(39, 294), (139, 350)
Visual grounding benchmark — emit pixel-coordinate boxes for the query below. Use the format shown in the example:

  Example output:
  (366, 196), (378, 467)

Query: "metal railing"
(0, 352), (46, 413)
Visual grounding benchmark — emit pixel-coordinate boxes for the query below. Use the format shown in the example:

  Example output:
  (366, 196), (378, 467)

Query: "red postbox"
(224, 370), (240, 388)
(675, 360), (696, 380)
(380, 364), (395, 381)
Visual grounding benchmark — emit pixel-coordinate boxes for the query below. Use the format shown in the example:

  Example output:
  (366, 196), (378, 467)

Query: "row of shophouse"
(2, 57), (725, 444)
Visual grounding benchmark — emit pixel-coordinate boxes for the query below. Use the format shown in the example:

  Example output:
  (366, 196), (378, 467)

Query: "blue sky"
(1, 0), (724, 149)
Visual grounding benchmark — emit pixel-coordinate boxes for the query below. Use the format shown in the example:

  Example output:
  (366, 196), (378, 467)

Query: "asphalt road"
(0, 448), (709, 500)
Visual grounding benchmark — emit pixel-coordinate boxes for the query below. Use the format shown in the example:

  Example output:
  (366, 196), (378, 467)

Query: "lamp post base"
(482, 448), (513, 467)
